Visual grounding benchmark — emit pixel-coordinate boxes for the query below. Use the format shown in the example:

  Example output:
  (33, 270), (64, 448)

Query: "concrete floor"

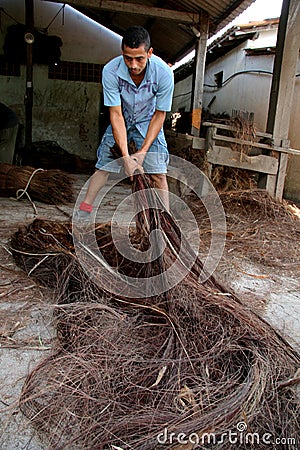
(0, 173), (299, 449)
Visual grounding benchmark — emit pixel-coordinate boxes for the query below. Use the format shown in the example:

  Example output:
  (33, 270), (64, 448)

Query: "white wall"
(202, 34), (300, 200)
(172, 38), (276, 129)
(0, 0), (121, 64)
(172, 74), (193, 112)
(172, 26), (300, 200)
(203, 43), (275, 131)
(247, 28), (278, 49)
(0, 0), (121, 161)
(35, 2), (121, 64)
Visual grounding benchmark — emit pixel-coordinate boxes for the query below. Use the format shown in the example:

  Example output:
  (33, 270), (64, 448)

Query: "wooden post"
(190, 13), (209, 137)
(25, 0), (34, 147)
(266, 0), (290, 135)
(265, 0), (300, 199)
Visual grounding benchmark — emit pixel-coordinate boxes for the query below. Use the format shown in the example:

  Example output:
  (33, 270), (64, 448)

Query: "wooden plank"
(164, 131), (206, 150)
(202, 121), (273, 138)
(276, 147), (300, 156)
(266, 0), (300, 137)
(212, 131), (300, 155)
(192, 136), (206, 150)
(207, 145), (279, 175)
(275, 153), (289, 200)
(266, 175), (276, 197)
(165, 130), (193, 142)
(206, 126), (216, 151)
(203, 122), (300, 154)
(43, 0), (199, 22)
(265, 0), (300, 197)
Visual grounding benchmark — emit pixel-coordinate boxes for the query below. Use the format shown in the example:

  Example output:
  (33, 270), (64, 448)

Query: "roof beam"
(43, 0), (199, 23)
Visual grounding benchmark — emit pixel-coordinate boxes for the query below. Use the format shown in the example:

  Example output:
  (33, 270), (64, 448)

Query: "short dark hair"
(122, 26), (151, 52)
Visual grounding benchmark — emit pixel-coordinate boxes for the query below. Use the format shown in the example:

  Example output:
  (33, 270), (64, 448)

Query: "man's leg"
(149, 173), (169, 211)
(84, 170), (109, 206)
(81, 124), (120, 208)
(75, 124), (120, 223)
(75, 170), (109, 223)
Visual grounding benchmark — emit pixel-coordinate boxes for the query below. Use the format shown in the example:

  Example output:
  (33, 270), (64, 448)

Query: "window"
(48, 61), (103, 83)
(214, 71), (223, 88)
(0, 56), (20, 77)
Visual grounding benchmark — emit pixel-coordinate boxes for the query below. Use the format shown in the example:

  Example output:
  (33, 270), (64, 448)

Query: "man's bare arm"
(109, 105), (143, 178)
(139, 110), (166, 153)
(109, 106), (129, 156)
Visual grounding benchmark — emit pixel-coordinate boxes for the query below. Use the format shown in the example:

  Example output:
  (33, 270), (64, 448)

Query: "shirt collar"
(116, 56), (153, 85)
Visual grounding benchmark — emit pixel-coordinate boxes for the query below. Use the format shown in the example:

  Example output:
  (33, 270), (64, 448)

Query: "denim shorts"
(95, 125), (169, 174)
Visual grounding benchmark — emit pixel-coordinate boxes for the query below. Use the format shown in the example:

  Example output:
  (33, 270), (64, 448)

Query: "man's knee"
(92, 169), (109, 181)
(150, 173), (168, 190)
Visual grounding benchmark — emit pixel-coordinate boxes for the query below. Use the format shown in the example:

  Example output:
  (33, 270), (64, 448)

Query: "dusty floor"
(0, 174), (299, 449)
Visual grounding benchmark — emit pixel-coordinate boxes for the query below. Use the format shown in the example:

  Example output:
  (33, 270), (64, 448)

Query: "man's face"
(122, 44), (153, 75)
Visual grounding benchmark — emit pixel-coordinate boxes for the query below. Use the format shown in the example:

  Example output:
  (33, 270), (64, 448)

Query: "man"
(76, 25), (174, 221)
(0, 102), (19, 164)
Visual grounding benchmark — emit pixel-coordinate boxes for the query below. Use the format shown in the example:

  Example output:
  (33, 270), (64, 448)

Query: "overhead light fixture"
(24, 32), (35, 44)
(190, 26), (200, 38)
(178, 23), (201, 38)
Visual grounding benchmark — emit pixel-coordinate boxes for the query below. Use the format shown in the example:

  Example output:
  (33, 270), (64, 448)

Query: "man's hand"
(123, 155), (144, 180)
(131, 151), (146, 167)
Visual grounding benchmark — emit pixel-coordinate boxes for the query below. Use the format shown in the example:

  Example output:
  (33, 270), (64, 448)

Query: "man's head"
(122, 26), (153, 76)
(122, 26), (151, 52)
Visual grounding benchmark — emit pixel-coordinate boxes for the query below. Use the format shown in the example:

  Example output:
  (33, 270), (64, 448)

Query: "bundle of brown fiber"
(0, 163), (74, 204)
(11, 174), (300, 450)
(189, 188), (300, 267)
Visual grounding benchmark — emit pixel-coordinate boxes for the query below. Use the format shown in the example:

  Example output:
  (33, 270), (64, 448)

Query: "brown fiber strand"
(10, 174), (300, 449)
(189, 188), (300, 267)
(0, 163), (74, 204)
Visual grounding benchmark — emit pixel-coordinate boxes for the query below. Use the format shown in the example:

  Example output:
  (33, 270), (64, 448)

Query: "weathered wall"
(1, 65), (101, 160)
(0, 0), (121, 160)
(30, 66), (101, 160)
(172, 74), (193, 113)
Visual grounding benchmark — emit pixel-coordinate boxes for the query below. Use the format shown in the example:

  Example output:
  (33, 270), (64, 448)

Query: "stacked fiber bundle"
(0, 163), (74, 204)
(11, 174), (300, 449)
(190, 188), (300, 267)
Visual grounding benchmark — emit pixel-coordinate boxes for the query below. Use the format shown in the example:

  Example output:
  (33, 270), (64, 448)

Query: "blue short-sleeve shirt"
(102, 54), (174, 139)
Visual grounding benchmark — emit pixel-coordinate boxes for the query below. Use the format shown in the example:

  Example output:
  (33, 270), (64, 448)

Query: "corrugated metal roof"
(204, 18), (279, 62)
(45, 0), (255, 63)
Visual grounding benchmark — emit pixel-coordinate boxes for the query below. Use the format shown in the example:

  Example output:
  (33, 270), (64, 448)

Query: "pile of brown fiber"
(189, 189), (300, 267)
(11, 174), (300, 449)
(0, 163), (74, 204)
